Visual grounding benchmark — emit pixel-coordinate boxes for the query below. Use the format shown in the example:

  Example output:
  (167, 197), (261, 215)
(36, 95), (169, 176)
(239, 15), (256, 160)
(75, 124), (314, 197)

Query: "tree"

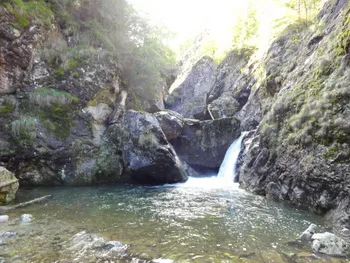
(231, 2), (259, 55)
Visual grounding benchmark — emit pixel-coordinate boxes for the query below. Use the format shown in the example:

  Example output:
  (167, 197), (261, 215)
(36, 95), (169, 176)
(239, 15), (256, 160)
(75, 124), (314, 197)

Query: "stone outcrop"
(106, 110), (187, 184)
(166, 56), (217, 119)
(0, 167), (18, 204)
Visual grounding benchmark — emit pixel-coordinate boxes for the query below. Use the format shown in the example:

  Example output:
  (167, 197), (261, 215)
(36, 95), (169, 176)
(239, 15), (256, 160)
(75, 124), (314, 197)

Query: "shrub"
(10, 116), (38, 140)
(29, 88), (78, 108)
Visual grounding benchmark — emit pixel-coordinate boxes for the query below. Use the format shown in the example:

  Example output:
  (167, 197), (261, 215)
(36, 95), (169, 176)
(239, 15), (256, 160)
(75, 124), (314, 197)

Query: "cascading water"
(217, 132), (247, 183)
(181, 132), (247, 189)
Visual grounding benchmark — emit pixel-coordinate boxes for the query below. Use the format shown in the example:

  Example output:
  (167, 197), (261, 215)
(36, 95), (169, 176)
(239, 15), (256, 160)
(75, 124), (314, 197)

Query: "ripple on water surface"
(1, 178), (345, 262)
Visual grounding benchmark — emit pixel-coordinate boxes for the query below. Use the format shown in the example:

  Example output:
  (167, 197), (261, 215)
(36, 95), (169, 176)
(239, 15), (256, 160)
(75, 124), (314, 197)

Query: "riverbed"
(1, 176), (347, 262)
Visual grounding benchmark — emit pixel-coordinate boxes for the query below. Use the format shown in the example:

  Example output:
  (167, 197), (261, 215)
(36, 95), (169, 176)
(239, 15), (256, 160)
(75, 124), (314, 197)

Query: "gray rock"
(234, 87), (261, 131)
(2, 231), (16, 238)
(0, 215), (9, 223)
(312, 232), (349, 256)
(0, 167), (19, 204)
(107, 110), (187, 184)
(207, 93), (240, 119)
(172, 117), (241, 168)
(65, 231), (128, 261)
(152, 259), (174, 263)
(154, 110), (185, 141)
(166, 56), (217, 119)
(299, 224), (317, 241)
(20, 214), (33, 223)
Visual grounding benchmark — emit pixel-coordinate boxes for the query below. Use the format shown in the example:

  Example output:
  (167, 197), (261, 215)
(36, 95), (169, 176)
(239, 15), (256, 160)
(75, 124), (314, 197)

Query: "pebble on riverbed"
(20, 214), (33, 223)
(0, 215), (9, 223)
(2, 231), (16, 238)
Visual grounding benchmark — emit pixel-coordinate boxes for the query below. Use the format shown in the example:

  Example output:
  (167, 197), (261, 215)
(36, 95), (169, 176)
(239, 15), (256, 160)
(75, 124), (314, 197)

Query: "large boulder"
(172, 117), (241, 168)
(166, 56), (217, 119)
(107, 110), (187, 184)
(0, 167), (19, 204)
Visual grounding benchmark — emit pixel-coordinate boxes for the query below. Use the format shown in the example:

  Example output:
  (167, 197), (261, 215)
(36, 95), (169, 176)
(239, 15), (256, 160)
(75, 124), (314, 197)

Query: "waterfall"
(179, 132), (246, 189)
(217, 132), (246, 183)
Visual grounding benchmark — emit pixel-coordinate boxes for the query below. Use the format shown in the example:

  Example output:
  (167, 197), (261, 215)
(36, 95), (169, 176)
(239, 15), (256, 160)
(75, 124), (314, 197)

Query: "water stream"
(0, 134), (347, 262)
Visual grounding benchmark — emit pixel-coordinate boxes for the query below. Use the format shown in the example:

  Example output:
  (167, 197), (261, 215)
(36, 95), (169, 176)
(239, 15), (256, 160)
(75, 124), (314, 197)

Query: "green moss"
(35, 104), (75, 140)
(335, 8), (350, 56)
(87, 88), (115, 107)
(0, 104), (15, 114)
(72, 71), (79, 78)
(55, 69), (65, 77)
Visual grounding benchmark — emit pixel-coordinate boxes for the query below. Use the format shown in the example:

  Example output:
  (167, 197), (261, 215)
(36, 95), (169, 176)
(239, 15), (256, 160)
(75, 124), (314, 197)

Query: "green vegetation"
(10, 116), (38, 142)
(0, 104), (15, 114)
(26, 88), (78, 139)
(1, 0), (54, 28)
(29, 88), (78, 108)
(232, 2), (259, 55)
(335, 7), (350, 56)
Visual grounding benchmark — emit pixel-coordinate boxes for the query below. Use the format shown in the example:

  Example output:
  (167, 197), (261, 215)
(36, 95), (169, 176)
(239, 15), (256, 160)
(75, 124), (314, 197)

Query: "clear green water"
(0, 177), (348, 262)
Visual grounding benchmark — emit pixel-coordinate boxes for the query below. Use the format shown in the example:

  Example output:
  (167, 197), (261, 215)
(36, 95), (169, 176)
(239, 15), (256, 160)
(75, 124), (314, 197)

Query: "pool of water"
(0, 176), (348, 262)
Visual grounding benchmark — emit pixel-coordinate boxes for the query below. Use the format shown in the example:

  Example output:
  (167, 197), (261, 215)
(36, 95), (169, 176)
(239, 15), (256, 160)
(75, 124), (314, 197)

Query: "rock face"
(238, 0), (350, 229)
(0, 167), (19, 204)
(312, 232), (349, 256)
(166, 56), (217, 119)
(206, 51), (261, 129)
(172, 117), (241, 168)
(107, 110), (187, 184)
(155, 110), (241, 169)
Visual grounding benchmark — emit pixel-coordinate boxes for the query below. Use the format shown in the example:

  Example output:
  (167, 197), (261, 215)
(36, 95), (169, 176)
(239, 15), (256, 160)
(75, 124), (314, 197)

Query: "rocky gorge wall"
(1, 0), (350, 231)
(0, 2), (188, 186)
(164, 0), (350, 229)
(237, 0), (350, 229)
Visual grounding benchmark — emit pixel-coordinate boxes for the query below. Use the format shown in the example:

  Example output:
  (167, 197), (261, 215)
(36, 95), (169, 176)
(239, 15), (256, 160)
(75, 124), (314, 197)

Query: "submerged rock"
(2, 232), (16, 238)
(311, 232), (349, 256)
(20, 214), (33, 223)
(0, 167), (19, 204)
(107, 110), (187, 184)
(0, 215), (8, 223)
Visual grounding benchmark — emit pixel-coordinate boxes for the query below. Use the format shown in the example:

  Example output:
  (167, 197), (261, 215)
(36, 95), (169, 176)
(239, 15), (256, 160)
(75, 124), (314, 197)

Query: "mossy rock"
(0, 167), (19, 204)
